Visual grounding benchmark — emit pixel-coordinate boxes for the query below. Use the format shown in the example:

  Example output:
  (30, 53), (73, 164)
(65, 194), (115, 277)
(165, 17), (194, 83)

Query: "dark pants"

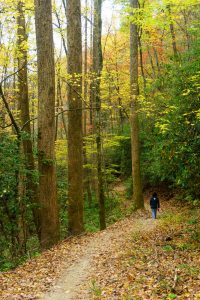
(151, 208), (157, 219)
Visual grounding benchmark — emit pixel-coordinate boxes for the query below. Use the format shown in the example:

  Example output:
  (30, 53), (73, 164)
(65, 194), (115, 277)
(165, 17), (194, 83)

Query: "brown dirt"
(43, 205), (157, 300)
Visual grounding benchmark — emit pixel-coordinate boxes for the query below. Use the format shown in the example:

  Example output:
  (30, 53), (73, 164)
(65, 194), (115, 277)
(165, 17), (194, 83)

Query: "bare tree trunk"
(147, 46), (156, 77)
(55, 57), (62, 141)
(89, 0), (94, 128)
(31, 100), (36, 144)
(17, 143), (27, 255)
(17, 0), (41, 239)
(113, 33), (125, 133)
(60, 96), (68, 138)
(87, 0), (97, 196)
(56, 55), (68, 139)
(130, 0), (144, 209)
(67, 0), (84, 235)
(62, 0), (67, 20)
(55, 81), (59, 141)
(83, 0), (88, 137)
(83, 0), (93, 206)
(54, 7), (68, 57)
(35, 0), (60, 249)
(183, 10), (190, 51)
(138, 34), (146, 91)
(93, 0), (106, 230)
(167, 5), (178, 58)
(153, 46), (161, 74)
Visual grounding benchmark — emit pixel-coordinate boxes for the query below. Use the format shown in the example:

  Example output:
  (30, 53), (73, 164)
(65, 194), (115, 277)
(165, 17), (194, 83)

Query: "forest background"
(0, 0), (199, 271)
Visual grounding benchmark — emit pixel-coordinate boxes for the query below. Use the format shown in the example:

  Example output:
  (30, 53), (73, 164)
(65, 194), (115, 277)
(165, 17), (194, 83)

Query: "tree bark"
(93, 0), (106, 230)
(147, 46), (156, 77)
(183, 10), (190, 51)
(83, 0), (93, 206)
(67, 0), (84, 235)
(35, 0), (60, 249)
(153, 46), (161, 74)
(89, 0), (94, 128)
(130, 0), (144, 209)
(138, 34), (146, 91)
(167, 5), (178, 58)
(83, 0), (88, 137)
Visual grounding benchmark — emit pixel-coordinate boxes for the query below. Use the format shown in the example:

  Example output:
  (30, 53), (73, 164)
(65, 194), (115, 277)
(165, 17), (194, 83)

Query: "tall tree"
(16, 0), (40, 239)
(67, 0), (84, 235)
(93, 0), (106, 229)
(34, 0), (60, 249)
(167, 4), (178, 58)
(83, 0), (88, 137)
(83, 0), (93, 206)
(130, 0), (144, 209)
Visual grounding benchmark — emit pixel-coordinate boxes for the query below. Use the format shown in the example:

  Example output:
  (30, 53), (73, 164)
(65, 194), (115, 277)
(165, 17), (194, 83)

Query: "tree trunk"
(60, 96), (68, 139)
(147, 46), (156, 77)
(89, 0), (94, 128)
(138, 35), (146, 91)
(17, 0), (41, 239)
(93, 0), (106, 230)
(83, 0), (93, 206)
(35, 0), (60, 249)
(167, 5), (178, 58)
(183, 10), (190, 51)
(113, 34), (125, 133)
(83, 0), (88, 137)
(67, 0), (84, 235)
(130, 0), (144, 209)
(17, 143), (27, 255)
(153, 46), (161, 74)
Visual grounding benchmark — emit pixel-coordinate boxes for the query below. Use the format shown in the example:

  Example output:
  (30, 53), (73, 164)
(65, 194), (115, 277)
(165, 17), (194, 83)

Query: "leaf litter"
(0, 191), (199, 300)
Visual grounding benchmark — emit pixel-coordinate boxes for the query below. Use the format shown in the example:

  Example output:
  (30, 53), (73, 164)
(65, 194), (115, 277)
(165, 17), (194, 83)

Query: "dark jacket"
(150, 196), (160, 209)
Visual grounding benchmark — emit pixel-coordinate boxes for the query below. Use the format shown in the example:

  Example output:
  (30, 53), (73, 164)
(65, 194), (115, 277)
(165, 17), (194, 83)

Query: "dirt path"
(43, 208), (156, 300)
(1, 190), (198, 300)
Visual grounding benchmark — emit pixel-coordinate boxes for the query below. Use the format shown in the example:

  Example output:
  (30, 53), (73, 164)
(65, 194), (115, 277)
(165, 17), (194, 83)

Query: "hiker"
(150, 192), (160, 219)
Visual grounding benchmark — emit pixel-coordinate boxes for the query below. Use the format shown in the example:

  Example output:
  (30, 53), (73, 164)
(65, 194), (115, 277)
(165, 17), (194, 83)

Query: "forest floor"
(0, 185), (199, 300)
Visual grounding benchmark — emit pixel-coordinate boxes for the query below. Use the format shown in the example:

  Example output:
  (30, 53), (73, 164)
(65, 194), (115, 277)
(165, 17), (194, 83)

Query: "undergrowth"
(90, 200), (199, 299)
(124, 204), (200, 299)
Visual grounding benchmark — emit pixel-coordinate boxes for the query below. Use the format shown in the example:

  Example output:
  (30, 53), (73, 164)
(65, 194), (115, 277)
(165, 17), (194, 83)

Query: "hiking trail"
(43, 210), (156, 300)
(1, 187), (198, 300)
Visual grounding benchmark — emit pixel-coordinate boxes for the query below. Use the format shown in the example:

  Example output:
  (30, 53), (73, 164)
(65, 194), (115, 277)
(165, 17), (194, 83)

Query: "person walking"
(150, 192), (160, 219)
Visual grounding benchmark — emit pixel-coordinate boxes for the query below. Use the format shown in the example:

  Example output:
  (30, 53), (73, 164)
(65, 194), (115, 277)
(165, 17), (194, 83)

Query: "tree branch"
(0, 122), (13, 129)
(0, 84), (20, 137)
